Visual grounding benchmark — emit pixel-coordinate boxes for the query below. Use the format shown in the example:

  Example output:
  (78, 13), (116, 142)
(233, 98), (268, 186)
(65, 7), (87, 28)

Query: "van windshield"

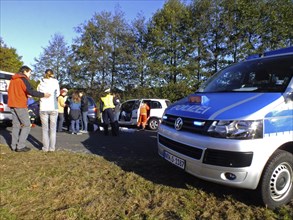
(199, 55), (293, 93)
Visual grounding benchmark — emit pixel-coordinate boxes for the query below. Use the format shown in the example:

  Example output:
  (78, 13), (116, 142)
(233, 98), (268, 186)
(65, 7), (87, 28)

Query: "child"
(69, 91), (82, 135)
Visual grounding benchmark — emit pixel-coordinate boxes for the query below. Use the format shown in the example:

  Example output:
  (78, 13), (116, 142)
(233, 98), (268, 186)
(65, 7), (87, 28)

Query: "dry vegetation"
(0, 144), (292, 220)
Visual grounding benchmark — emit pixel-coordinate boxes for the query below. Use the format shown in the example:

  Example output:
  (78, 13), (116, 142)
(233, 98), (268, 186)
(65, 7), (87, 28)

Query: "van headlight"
(207, 120), (263, 139)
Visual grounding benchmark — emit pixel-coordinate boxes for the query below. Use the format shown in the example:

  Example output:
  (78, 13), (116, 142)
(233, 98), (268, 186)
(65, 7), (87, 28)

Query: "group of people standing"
(7, 65), (145, 153)
(7, 65), (90, 152)
(65, 91), (89, 135)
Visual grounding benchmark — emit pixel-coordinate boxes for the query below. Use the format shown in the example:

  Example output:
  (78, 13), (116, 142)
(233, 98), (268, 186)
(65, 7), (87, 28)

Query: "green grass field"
(0, 144), (292, 220)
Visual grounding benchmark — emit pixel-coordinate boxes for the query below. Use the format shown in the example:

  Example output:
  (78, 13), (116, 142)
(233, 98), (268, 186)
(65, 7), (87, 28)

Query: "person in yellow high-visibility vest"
(100, 88), (119, 136)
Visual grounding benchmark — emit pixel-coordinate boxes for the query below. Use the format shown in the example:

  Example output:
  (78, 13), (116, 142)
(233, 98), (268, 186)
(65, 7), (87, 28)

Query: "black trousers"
(102, 108), (119, 136)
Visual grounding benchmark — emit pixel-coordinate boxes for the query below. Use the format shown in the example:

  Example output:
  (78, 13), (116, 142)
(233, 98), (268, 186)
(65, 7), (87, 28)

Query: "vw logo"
(174, 117), (183, 131)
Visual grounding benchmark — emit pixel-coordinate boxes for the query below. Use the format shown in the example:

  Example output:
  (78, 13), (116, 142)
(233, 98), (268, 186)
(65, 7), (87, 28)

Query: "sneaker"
(81, 130), (88, 133)
(76, 132), (82, 135)
(16, 147), (31, 152)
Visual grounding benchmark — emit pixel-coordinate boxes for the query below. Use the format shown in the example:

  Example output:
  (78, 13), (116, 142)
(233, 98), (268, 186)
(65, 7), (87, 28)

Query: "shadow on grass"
(0, 124), (263, 207)
(81, 127), (263, 208)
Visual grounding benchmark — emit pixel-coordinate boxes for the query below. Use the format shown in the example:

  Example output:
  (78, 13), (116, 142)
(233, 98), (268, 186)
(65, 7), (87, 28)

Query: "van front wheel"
(148, 118), (160, 130)
(259, 150), (293, 209)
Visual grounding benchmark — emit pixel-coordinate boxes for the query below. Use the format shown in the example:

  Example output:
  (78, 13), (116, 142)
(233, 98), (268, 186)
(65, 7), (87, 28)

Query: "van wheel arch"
(258, 149), (293, 209)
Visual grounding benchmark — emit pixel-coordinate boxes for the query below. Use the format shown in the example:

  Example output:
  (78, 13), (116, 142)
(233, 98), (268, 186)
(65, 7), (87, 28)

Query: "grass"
(0, 144), (292, 220)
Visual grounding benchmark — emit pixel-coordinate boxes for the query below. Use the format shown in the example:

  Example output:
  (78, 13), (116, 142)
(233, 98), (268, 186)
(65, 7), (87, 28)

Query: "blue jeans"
(40, 111), (58, 151)
(81, 111), (88, 131)
(57, 113), (64, 132)
(10, 108), (31, 150)
(71, 119), (80, 133)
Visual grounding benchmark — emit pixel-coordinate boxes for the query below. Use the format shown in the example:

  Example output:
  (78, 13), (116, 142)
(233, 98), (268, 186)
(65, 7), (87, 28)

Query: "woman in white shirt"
(37, 69), (60, 152)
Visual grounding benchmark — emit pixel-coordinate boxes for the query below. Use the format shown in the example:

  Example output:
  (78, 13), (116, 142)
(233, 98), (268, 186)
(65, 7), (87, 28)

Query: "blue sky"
(0, 0), (167, 68)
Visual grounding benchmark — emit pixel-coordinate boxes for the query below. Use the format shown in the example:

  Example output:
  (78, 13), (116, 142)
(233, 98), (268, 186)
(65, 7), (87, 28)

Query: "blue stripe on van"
(167, 93), (282, 120)
(264, 107), (293, 133)
(264, 116), (293, 133)
(266, 109), (293, 117)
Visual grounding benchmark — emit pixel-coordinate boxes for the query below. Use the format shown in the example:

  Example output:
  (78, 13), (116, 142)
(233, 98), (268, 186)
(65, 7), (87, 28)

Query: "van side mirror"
(284, 91), (293, 102)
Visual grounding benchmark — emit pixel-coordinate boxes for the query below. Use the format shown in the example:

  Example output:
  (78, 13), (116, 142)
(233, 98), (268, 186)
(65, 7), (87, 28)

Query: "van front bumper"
(157, 124), (277, 190)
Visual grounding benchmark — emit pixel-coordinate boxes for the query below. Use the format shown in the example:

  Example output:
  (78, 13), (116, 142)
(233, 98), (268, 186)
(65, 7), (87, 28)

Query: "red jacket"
(8, 73), (44, 108)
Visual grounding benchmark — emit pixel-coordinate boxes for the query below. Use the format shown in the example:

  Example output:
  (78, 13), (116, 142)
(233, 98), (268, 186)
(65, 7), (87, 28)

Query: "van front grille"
(161, 114), (212, 134)
(203, 149), (253, 167)
(158, 135), (203, 160)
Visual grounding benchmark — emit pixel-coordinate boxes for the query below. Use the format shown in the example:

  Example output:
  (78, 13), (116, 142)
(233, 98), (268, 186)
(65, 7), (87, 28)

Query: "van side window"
(133, 101), (140, 110)
(150, 101), (162, 109)
(122, 101), (136, 112)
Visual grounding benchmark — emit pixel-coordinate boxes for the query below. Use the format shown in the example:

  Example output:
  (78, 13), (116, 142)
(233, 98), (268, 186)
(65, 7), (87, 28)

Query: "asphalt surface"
(0, 125), (158, 159)
(0, 124), (190, 188)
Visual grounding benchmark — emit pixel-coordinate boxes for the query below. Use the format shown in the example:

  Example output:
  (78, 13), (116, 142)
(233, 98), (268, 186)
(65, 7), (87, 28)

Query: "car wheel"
(148, 118), (160, 130)
(259, 149), (293, 209)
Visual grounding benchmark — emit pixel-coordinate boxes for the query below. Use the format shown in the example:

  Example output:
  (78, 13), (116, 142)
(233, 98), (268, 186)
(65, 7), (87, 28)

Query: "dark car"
(85, 96), (98, 124)
(27, 100), (40, 124)
(29, 96), (98, 131)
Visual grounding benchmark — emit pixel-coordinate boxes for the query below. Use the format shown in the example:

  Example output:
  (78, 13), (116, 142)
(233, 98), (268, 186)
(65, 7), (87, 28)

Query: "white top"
(37, 78), (60, 111)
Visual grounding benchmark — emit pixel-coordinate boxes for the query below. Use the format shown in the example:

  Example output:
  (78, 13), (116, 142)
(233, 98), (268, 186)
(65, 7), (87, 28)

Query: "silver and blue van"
(158, 47), (293, 209)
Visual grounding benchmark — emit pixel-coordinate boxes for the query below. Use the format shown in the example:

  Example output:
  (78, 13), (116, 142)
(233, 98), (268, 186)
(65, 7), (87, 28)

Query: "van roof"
(246, 46), (293, 60)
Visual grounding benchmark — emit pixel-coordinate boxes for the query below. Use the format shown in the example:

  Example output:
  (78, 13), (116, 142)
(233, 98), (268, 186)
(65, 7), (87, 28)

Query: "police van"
(157, 47), (293, 209)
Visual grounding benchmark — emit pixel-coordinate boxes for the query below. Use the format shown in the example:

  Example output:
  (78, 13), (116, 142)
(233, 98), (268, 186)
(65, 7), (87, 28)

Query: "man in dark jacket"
(8, 66), (50, 152)
(79, 91), (89, 133)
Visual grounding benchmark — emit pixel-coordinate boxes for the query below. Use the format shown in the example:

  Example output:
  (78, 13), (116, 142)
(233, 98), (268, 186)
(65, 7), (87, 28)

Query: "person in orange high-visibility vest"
(137, 101), (150, 130)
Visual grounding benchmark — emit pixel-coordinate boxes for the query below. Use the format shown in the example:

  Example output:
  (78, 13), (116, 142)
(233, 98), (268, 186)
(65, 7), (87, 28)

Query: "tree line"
(1, 0), (292, 102)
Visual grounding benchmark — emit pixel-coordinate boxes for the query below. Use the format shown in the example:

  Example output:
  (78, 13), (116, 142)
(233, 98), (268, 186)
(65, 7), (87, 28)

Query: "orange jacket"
(8, 73), (44, 108)
(139, 103), (150, 116)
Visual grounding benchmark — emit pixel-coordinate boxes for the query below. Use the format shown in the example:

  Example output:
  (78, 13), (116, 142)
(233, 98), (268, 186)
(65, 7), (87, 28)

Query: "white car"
(118, 98), (171, 130)
(0, 91), (12, 127)
(0, 71), (14, 127)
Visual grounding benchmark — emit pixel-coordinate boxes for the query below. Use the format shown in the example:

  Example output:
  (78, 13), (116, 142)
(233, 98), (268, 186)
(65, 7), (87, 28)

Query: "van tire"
(148, 118), (160, 130)
(259, 150), (293, 209)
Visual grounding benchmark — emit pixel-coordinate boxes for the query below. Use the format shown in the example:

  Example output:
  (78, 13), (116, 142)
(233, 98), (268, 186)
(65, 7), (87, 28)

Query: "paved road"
(0, 125), (158, 159)
(1, 124), (188, 187)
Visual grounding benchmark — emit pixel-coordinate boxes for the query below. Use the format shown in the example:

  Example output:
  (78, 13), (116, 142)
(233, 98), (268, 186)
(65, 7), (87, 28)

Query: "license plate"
(164, 151), (185, 169)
